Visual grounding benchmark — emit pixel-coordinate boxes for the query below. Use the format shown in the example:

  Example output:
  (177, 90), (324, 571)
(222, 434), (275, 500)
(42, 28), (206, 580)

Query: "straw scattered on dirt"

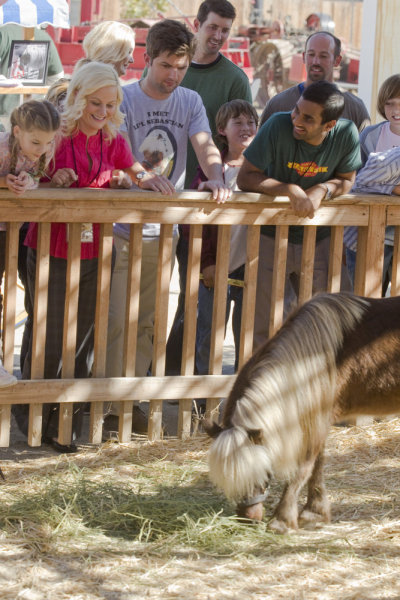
(0, 418), (400, 600)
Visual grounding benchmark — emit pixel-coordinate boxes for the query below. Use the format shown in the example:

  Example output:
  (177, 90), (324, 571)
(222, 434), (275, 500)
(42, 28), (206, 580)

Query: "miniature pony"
(205, 292), (400, 532)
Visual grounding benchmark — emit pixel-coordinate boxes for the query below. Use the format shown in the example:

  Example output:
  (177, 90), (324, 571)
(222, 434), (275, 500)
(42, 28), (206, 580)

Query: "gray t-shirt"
(115, 82), (210, 239)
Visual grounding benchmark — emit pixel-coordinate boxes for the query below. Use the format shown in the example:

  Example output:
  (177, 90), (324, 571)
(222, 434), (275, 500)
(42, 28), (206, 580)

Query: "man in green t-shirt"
(237, 80), (362, 349)
(181, 0), (252, 187)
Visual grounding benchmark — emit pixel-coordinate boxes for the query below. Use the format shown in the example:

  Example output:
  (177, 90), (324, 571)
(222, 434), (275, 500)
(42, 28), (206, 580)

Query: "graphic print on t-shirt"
(287, 160), (329, 177)
(138, 125), (177, 180)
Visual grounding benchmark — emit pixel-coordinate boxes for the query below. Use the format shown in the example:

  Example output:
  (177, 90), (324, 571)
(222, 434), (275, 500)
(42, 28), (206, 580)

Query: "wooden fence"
(0, 188), (396, 448)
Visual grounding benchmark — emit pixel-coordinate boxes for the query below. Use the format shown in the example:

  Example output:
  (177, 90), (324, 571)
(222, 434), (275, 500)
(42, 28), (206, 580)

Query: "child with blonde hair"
(0, 99), (60, 387)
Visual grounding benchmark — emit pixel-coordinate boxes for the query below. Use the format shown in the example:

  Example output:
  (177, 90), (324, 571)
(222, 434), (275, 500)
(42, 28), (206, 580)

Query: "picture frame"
(7, 40), (50, 86)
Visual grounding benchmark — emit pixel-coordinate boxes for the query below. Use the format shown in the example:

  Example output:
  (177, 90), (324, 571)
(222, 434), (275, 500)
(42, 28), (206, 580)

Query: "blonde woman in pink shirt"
(13, 62), (140, 451)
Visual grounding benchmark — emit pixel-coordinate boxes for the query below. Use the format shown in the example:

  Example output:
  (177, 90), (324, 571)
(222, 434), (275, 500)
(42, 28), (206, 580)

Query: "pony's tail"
(208, 426), (271, 502)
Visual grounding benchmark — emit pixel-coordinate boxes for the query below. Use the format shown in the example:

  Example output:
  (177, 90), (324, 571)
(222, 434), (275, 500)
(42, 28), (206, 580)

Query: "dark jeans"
(196, 264), (244, 374)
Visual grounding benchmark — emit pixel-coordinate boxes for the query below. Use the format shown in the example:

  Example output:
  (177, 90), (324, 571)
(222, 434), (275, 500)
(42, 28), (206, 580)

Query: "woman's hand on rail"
(110, 170), (132, 189)
(198, 180), (232, 204)
(50, 168), (78, 188)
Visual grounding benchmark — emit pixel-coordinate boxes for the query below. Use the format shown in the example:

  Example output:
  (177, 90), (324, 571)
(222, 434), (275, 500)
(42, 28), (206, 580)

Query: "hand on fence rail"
(50, 167), (78, 188)
(198, 179), (232, 204)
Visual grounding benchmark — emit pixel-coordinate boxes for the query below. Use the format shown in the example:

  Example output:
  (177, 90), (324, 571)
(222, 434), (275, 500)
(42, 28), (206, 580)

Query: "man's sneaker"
(0, 364), (17, 388)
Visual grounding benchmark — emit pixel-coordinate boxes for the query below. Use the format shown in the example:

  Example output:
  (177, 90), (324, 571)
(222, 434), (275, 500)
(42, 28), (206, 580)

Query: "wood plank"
(298, 226), (317, 306)
(206, 225), (230, 420)
(269, 225), (288, 337)
(118, 400), (134, 442)
(58, 223), (81, 446)
(148, 225), (174, 441)
(0, 190), (372, 227)
(209, 225), (230, 374)
(123, 224), (142, 377)
(90, 223), (113, 444)
(0, 404), (11, 448)
(29, 222), (51, 447)
(152, 224), (174, 377)
(327, 226), (344, 293)
(181, 224), (202, 376)
(0, 375), (236, 404)
(238, 225), (260, 369)
(178, 224), (202, 440)
(92, 223), (114, 376)
(354, 205), (386, 297)
(391, 226), (400, 297)
(3, 223), (19, 374)
(119, 224), (143, 442)
(1, 222), (17, 447)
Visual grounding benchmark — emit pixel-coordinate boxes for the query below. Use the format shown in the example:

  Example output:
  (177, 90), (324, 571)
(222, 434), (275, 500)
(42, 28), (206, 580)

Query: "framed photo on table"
(7, 40), (50, 86)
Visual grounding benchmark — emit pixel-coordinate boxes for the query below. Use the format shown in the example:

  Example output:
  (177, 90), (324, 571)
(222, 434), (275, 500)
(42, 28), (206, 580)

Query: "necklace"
(70, 129), (103, 186)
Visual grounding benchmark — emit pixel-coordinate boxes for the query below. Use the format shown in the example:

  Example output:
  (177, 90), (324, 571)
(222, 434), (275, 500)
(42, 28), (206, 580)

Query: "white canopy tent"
(0, 0), (69, 30)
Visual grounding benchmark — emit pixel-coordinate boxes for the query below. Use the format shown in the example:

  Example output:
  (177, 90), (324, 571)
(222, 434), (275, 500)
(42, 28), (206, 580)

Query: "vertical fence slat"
(58, 223), (81, 445)
(354, 205), (386, 297)
(28, 222), (51, 447)
(119, 223), (143, 442)
(327, 226), (344, 293)
(3, 223), (18, 371)
(238, 224), (260, 370)
(123, 224), (142, 376)
(178, 224), (202, 439)
(148, 224), (174, 441)
(90, 223), (113, 444)
(269, 225), (289, 337)
(1, 223), (19, 446)
(391, 225), (400, 296)
(298, 226), (317, 306)
(206, 225), (230, 419)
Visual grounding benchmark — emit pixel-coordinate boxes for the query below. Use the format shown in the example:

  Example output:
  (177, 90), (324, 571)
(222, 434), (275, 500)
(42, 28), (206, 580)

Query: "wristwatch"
(135, 171), (147, 187)
(322, 183), (333, 200)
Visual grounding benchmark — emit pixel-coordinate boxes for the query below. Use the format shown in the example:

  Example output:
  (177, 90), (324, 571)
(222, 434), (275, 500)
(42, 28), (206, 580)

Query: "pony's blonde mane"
(209, 293), (368, 501)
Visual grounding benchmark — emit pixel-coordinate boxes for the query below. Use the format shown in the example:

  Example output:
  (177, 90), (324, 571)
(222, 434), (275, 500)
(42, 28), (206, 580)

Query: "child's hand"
(110, 170), (132, 189)
(202, 264), (216, 288)
(6, 172), (35, 195)
(198, 180), (232, 204)
(51, 168), (78, 188)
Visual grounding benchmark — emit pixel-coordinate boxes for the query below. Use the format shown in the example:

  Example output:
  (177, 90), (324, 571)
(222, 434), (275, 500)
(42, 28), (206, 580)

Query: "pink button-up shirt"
(25, 129), (134, 259)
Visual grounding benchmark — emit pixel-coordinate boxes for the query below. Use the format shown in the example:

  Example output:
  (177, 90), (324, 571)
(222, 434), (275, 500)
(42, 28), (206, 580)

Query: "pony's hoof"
(236, 502), (264, 522)
(268, 517), (289, 534)
(298, 510), (326, 529)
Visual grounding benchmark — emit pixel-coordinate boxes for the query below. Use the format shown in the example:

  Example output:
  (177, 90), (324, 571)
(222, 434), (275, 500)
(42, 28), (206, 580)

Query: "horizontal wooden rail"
(0, 188), (395, 447)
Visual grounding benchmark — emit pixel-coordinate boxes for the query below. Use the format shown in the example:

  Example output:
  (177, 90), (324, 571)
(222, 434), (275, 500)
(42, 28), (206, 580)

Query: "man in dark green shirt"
(237, 80), (362, 349)
(181, 0), (252, 187)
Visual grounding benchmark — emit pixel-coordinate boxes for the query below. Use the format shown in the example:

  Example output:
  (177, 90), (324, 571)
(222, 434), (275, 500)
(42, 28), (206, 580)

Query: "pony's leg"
(269, 457), (317, 533)
(300, 450), (331, 525)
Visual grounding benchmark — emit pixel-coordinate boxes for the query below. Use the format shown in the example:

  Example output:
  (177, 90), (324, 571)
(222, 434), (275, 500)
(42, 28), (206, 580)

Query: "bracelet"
(321, 183), (333, 200)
